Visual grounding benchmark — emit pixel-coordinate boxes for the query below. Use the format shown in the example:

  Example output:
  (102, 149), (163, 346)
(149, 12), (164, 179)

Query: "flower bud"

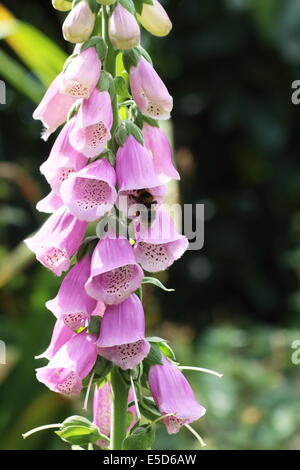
(52, 0), (72, 11)
(63, 0), (95, 44)
(109, 5), (140, 50)
(137, 0), (172, 37)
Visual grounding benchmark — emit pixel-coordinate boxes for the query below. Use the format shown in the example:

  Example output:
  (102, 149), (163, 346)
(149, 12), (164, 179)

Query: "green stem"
(102, 5), (120, 152)
(110, 367), (129, 450)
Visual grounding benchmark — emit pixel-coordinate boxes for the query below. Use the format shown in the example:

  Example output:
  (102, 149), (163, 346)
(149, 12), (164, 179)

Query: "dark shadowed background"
(0, 0), (300, 450)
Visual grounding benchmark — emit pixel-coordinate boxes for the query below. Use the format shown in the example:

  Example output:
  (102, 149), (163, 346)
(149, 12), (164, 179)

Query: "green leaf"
(119, 0), (136, 15)
(142, 277), (175, 292)
(144, 343), (163, 366)
(123, 425), (155, 450)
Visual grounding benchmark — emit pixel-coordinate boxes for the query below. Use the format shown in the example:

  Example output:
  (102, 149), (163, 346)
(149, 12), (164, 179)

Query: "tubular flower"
(137, 0), (172, 37)
(61, 158), (117, 221)
(35, 319), (75, 361)
(46, 255), (97, 330)
(116, 135), (166, 215)
(36, 332), (97, 396)
(129, 56), (173, 120)
(133, 205), (188, 272)
(70, 89), (113, 159)
(33, 73), (77, 141)
(60, 47), (101, 99)
(93, 382), (137, 447)
(97, 294), (150, 370)
(149, 356), (206, 434)
(24, 206), (87, 276)
(109, 4), (140, 50)
(40, 118), (87, 196)
(36, 190), (64, 214)
(63, 0), (95, 44)
(143, 123), (180, 183)
(85, 235), (144, 305)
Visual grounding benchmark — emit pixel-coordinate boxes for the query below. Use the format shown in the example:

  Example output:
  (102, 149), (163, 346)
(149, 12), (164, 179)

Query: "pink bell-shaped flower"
(36, 331), (97, 396)
(134, 205), (188, 272)
(40, 118), (87, 196)
(24, 207), (87, 276)
(46, 255), (97, 330)
(116, 136), (166, 215)
(97, 294), (150, 370)
(63, 0), (95, 44)
(33, 73), (77, 141)
(85, 234), (144, 305)
(60, 47), (101, 99)
(70, 89), (113, 159)
(149, 355), (206, 434)
(60, 158), (117, 222)
(129, 57), (173, 120)
(143, 123), (179, 183)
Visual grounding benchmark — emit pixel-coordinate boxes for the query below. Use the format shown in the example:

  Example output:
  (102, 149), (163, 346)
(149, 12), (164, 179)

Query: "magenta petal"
(149, 356), (206, 434)
(134, 205), (188, 272)
(70, 89), (113, 159)
(99, 340), (150, 370)
(46, 255), (97, 330)
(143, 123), (180, 183)
(36, 367), (82, 396)
(24, 207), (87, 276)
(85, 236), (144, 304)
(97, 294), (146, 347)
(35, 319), (75, 360)
(36, 191), (64, 214)
(60, 158), (117, 221)
(33, 73), (77, 141)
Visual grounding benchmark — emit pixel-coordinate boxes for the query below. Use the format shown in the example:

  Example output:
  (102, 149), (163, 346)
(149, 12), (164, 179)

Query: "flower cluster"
(24, 0), (213, 450)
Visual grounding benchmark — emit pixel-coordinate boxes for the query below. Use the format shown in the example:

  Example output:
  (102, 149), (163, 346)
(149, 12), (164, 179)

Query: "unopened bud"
(63, 0), (95, 44)
(137, 0), (172, 37)
(96, 0), (116, 5)
(52, 0), (72, 11)
(109, 4), (140, 50)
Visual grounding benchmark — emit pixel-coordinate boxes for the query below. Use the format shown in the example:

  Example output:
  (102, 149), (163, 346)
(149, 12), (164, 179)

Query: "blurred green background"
(0, 0), (300, 450)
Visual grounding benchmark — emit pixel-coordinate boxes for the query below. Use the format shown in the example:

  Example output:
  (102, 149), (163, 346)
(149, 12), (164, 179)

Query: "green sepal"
(133, 0), (153, 15)
(122, 47), (141, 73)
(81, 36), (107, 62)
(114, 75), (130, 98)
(142, 276), (175, 292)
(88, 316), (101, 336)
(135, 286), (143, 301)
(67, 101), (81, 121)
(139, 397), (161, 421)
(76, 236), (98, 262)
(97, 70), (116, 99)
(144, 343), (163, 366)
(114, 122), (129, 147)
(93, 356), (114, 381)
(125, 120), (144, 145)
(147, 336), (176, 360)
(123, 424), (155, 450)
(87, 0), (101, 13)
(57, 416), (106, 446)
(119, 0), (136, 15)
(99, 148), (116, 167)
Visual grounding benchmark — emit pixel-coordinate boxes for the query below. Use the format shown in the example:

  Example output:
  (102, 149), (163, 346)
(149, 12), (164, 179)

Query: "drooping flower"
(134, 205), (188, 272)
(24, 206), (87, 276)
(85, 234), (144, 305)
(60, 47), (101, 99)
(36, 190), (64, 214)
(60, 158), (117, 221)
(149, 355), (206, 434)
(97, 294), (150, 370)
(93, 382), (137, 447)
(40, 118), (87, 196)
(46, 255), (97, 330)
(116, 136), (166, 216)
(36, 319), (75, 360)
(137, 0), (172, 37)
(63, 0), (95, 44)
(70, 89), (113, 159)
(143, 123), (179, 183)
(33, 73), (77, 141)
(109, 4), (140, 50)
(129, 56), (173, 120)
(36, 332), (97, 396)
